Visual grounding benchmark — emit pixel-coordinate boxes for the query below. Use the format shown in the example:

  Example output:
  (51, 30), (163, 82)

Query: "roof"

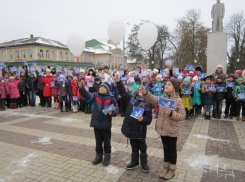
(86, 39), (117, 49)
(86, 45), (112, 55)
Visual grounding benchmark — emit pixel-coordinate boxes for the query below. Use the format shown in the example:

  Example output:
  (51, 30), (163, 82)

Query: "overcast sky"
(0, 0), (244, 46)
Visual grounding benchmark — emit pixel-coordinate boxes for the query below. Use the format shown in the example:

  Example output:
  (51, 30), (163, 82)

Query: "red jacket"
(70, 80), (78, 96)
(40, 76), (53, 97)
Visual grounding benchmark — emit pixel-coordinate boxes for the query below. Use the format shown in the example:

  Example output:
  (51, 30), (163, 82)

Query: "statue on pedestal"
(211, 0), (225, 32)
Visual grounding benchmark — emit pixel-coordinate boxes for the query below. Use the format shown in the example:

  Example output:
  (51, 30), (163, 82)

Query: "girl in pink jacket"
(0, 75), (8, 111)
(7, 76), (22, 109)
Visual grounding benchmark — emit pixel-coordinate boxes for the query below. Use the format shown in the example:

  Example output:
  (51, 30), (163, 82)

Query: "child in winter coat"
(115, 74), (152, 173)
(26, 72), (38, 107)
(201, 75), (216, 120)
(119, 77), (129, 117)
(224, 74), (236, 119)
(233, 77), (245, 121)
(51, 75), (59, 109)
(40, 69), (53, 107)
(213, 75), (226, 119)
(55, 75), (69, 112)
(152, 74), (165, 118)
(70, 77), (79, 113)
(180, 77), (193, 119)
(7, 76), (22, 109)
(0, 75), (8, 111)
(139, 78), (185, 180)
(191, 76), (202, 117)
(78, 81), (118, 166)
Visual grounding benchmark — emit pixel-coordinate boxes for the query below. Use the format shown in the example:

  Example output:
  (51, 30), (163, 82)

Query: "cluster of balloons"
(67, 20), (158, 58)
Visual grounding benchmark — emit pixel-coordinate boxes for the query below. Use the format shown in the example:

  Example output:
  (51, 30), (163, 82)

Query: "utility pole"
(123, 36), (125, 67)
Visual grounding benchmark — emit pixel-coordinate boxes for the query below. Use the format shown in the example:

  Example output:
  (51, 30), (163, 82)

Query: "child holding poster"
(114, 74), (152, 173)
(180, 77), (193, 119)
(224, 74), (236, 119)
(233, 77), (245, 121)
(139, 78), (185, 180)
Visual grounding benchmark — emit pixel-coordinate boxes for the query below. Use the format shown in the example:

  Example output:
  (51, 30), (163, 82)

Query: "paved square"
(0, 107), (245, 182)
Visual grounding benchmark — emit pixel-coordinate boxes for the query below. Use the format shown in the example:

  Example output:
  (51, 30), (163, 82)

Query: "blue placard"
(62, 71), (68, 75)
(216, 87), (226, 92)
(160, 70), (167, 75)
(40, 66), (45, 70)
(50, 81), (54, 87)
(74, 68), (80, 72)
(31, 71), (35, 75)
(158, 97), (176, 110)
(32, 62), (37, 66)
(226, 82), (234, 87)
(238, 93), (245, 100)
(23, 61), (28, 66)
(0, 65), (4, 69)
(154, 86), (162, 92)
(9, 67), (13, 71)
(176, 73), (183, 78)
(58, 76), (64, 82)
(198, 73), (206, 78)
(193, 83), (201, 88)
(0, 62), (4, 66)
(12, 67), (18, 71)
(130, 106), (144, 119)
(165, 60), (172, 66)
(186, 64), (194, 70)
(183, 88), (191, 94)
(39, 72), (44, 76)
(16, 72), (20, 77)
(206, 85), (214, 91)
(102, 104), (116, 115)
(73, 96), (78, 101)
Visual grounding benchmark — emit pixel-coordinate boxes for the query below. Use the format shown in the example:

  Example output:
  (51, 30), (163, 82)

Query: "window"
(65, 52), (68, 60)
(15, 50), (19, 59)
(39, 50), (43, 58)
(46, 50), (50, 59)
(21, 50), (26, 59)
(9, 50), (13, 59)
(1, 51), (5, 60)
(28, 49), (32, 58)
(60, 52), (63, 60)
(52, 51), (55, 60)
(70, 53), (73, 61)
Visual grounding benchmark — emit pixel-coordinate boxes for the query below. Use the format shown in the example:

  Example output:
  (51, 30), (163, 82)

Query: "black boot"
(87, 104), (91, 114)
(207, 112), (211, 120)
(126, 153), (139, 170)
(103, 153), (111, 166)
(204, 112), (208, 120)
(65, 102), (69, 112)
(185, 109), (189, 120)
(60, 103), (63, 112)
(92, 152), (103, 165)
(140, 154), (149, 173)
(85, 104), (88, 114)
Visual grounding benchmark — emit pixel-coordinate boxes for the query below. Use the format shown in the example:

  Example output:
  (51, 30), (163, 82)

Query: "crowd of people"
(0, 63), (245, 179)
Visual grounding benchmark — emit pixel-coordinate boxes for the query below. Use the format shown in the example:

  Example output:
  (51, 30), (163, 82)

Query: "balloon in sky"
(137, 23), (158, 50)
(108, 20), (126, 44)
(67, 33), (85, 57)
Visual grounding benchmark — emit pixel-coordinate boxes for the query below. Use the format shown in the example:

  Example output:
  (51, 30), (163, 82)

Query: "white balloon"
(138, 23), (158, 50)
(67, 33), (85, 57)
(108, 20), (126, 44)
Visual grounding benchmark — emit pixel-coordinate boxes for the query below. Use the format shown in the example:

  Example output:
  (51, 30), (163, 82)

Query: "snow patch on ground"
(111, 147), (116, 153)
(11, 170), (23, 174)
(11, 153), (38, 167)
(194, 134), (230, 143)
(184, 143), (198, 148)
(0, 176), (12, 182)
(31, 137), (53, 145)
(105, 165), (119, 174)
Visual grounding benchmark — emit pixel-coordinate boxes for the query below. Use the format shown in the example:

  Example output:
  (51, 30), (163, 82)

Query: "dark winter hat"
(89, 69), (94, 72)
(136, 65), (141, 69)
(204, 75), (213, 81)
(217, 75), (223, 80)
(195, 66), (202, 72)
(134, 76), (141, 84)
(104, 66), (109, 70)
(169, 78), (181, 92)
(94, 77), (101, 82)
(100, 82), (111, 93)
(228, 74), (235, 79)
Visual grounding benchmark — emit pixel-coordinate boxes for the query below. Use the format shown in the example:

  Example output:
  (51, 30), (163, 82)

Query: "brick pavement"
(0, 107), (245, 182)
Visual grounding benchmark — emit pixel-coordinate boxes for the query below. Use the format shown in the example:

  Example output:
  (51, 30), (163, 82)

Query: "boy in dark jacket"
(26, 72), (38, 107)
(115, 74), (152, 173)
(224, 74), (236, 119)
(213, 75), (226, 119)
(79, 81), (118, 166)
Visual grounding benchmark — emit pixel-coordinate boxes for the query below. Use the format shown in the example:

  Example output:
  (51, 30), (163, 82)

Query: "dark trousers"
(10, 98), (17, 104)
(94, 128), (111, 153)
(17, 92), (25, 107)
(0, 99), (5, 109)
(44, 97), (51, 107)
(6, 95), (10, 108)
(120, 98), (127, 114)
(236, 101), (245, 116)
(130, 139), (147, 154)
(213, 100), (223, 117)
(225, 98), (236, 116)
(190, 104), (201, 116)
(161, 136), (177, 164)
(79, 99), (84, 111)
(38, 89), (44, 106)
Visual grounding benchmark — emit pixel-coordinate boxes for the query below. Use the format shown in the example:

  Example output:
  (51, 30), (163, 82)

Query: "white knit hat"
(193, 75), (198, 81)
(156, 74), (162, 80)
(46, 69), (50, 72)
(216, 64), (224, 69)
(80, 69), (85, 73)
(153, 68), (159, 74)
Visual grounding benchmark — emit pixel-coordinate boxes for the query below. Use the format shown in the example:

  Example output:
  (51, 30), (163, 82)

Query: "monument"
(207, 0), (228, 75)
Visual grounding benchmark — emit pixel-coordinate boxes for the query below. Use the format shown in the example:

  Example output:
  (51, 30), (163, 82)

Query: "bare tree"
(225, 11), (245, 73)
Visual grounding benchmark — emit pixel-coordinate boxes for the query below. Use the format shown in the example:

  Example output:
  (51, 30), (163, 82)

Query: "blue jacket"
(79, 86), (118, 129)
(117, 81), (152, 139)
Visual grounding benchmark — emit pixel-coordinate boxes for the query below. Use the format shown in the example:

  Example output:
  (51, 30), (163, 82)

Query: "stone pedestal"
(207, 32), (228, 75)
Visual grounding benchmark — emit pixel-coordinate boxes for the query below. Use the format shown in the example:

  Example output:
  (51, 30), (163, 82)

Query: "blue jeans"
(60, 96), (67, 103)
(213, 100), (223, 117)
(29, 91), (36, 105)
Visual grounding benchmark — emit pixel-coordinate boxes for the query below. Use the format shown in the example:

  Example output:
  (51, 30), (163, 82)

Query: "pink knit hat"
(9, 76), (14, 80)
(73, 77), (78, 81)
